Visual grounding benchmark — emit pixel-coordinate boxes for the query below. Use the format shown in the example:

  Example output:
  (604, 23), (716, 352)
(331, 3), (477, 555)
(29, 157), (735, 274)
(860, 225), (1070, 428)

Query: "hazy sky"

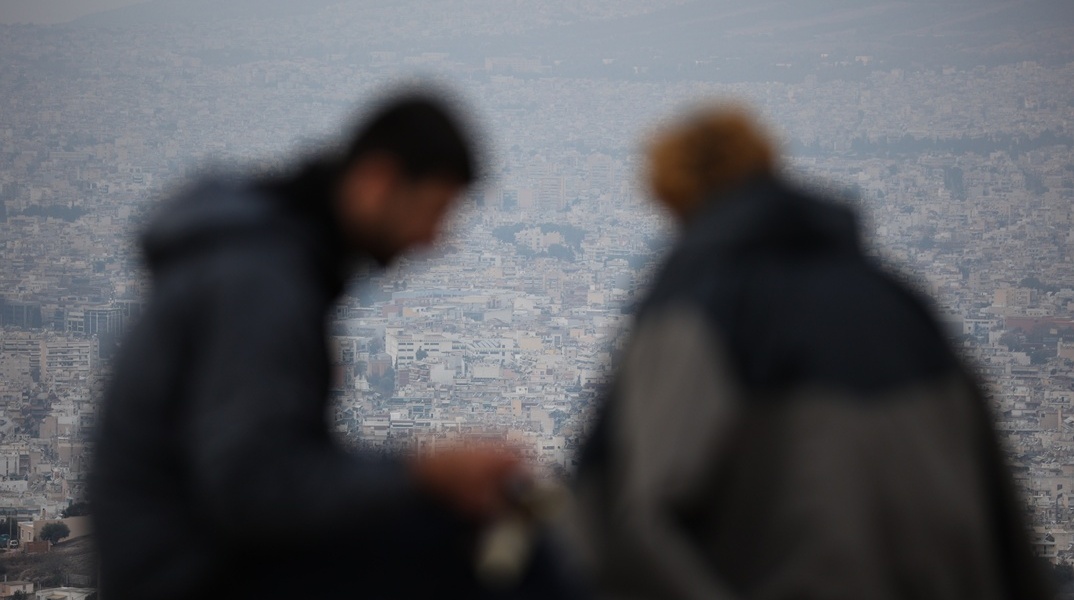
(0, 0), (145, 24)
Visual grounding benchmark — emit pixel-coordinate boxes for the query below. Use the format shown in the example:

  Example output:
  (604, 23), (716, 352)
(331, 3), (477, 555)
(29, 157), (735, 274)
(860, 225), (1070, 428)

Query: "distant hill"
(73, 0), (341, 26)
(68, 0), (1074, 73)
(72, 0), (694, 31)
(475, 0), (1074, 70)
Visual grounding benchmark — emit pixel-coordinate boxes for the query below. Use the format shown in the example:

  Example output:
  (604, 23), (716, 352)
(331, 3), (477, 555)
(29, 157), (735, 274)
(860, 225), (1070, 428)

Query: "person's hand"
(408, 443), (526, 521)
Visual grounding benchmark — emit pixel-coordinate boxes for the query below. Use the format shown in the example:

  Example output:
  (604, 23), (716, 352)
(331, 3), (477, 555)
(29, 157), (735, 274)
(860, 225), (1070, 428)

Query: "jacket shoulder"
(642, 241), (960, 397)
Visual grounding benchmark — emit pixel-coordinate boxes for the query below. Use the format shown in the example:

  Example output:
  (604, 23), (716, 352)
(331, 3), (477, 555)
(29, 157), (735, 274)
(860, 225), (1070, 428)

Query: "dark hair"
(343, 94), (477, 184)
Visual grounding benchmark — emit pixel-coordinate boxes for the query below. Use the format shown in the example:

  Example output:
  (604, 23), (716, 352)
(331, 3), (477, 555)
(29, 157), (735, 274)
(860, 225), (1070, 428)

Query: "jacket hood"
(687, 175), (862, 258)
(141, 160), (345, 280)
(141, 179), (269, 273)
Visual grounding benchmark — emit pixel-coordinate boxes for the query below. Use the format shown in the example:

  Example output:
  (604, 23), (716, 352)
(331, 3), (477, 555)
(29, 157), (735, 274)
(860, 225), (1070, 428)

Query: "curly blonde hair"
(647, 106), (777, 218)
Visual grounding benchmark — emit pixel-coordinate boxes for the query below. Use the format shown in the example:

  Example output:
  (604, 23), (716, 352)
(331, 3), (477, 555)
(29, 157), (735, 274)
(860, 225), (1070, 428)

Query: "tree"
(368, 336), (384, 355)
(547, 243), (576, 262)
(61, 501), (90, 518)
(1030, 346), (1056, 365)
(0, 518), (18, 538)
(999, 330), (1025, 351)
(368, 367), (395, 398)
(415, 349), (428, 361)
(39, 522), (70, 544)
(1039, 558), (1074, 590)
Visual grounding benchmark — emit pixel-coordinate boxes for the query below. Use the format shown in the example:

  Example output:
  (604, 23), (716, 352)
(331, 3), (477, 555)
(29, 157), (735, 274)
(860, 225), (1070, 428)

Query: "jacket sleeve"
(179, 258), (420, 545)
(596, 307), (743, 600)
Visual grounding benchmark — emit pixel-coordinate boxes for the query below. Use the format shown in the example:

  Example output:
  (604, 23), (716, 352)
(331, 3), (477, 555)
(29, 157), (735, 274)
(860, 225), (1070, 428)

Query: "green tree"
(368, 367), (396, 398)
(1030, 346), (1056, 365)
(1055, 562), (1074, 584)
(368, 336), (385, 355)
(0, 517), (18, 538)
(1039, 558), (1074, 588)
(999, 330), (1025, 351)
(61, 501), (90, 518)
(39, 522), (70, 544)
(547, 243), (576, 262)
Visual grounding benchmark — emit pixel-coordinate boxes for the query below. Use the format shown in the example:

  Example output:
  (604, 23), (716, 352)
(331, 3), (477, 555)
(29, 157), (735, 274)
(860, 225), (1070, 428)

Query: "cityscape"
(0, 0), (1073, 595)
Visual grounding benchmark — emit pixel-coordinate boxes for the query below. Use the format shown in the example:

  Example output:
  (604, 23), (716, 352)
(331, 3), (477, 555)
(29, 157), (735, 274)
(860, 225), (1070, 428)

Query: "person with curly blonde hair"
(568, 106), (1049, 600)
(646, 106), (776, 218)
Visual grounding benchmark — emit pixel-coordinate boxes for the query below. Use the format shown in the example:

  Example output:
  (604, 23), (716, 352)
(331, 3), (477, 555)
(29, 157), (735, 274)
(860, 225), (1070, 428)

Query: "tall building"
(0, 299), (42, 329)
(42, 337), (98, 386)
(83, 305), (124, 358)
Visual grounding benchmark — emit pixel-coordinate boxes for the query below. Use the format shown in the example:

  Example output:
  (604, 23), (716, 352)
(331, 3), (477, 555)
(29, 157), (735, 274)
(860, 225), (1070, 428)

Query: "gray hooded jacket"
(571, 177), (1049, 600)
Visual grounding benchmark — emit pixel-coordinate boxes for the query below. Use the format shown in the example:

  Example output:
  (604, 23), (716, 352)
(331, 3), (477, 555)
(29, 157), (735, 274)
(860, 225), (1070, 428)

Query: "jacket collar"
(684, 174), (862, 258)
(256, 159), (355, 298)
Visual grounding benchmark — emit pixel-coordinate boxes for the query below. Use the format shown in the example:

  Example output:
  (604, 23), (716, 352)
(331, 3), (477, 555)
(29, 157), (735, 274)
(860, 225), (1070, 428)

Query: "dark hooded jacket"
(570, 176), (1049, 600)
(90, 165), (423, 599)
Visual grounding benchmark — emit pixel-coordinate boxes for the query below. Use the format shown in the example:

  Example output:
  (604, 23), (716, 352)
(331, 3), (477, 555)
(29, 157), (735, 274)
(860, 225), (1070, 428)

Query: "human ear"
(340, 155), (399, 220)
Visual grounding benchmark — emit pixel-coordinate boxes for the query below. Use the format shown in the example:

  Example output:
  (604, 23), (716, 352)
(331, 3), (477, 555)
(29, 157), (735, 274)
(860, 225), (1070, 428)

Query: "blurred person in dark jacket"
(91, 92), (540, 599)
(568, 106), (1050, 600)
